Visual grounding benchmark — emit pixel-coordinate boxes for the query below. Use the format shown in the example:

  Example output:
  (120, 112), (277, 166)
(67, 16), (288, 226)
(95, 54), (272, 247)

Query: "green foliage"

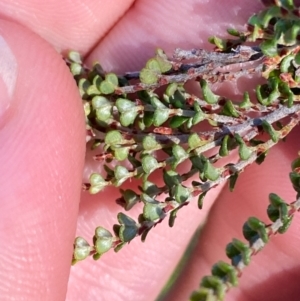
(67, 0), (300, 300)
(72, 237), (91, 265)
(99, 73), (119, 94)
(93, 227), (113, 256)
(115, 212), (139, 242)
(200, 79), (220, 104)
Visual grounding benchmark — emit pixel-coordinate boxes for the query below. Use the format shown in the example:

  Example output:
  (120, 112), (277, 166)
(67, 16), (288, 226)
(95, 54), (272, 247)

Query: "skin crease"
(0, 1), (299, 301)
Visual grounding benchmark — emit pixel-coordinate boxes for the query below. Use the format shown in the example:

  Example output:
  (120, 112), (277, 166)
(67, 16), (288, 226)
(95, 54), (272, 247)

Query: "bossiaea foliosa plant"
(66, 1), (300, 300)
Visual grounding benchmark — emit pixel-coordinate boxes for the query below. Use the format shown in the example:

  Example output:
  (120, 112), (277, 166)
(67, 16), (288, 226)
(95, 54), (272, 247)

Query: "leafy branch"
(190, 155), (300, 300)
(66, 0), (300, 300)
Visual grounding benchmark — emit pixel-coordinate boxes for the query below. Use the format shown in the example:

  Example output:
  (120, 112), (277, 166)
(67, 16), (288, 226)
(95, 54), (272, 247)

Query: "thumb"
(0, 20), (85, 300)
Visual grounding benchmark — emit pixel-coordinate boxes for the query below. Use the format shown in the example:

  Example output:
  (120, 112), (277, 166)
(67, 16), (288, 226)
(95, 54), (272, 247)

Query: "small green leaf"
(239, 92), (252, 109)
(294, 52), (300, 65)
(92, 74), (102, 86)
(140, 68), (159, 84)
(116, 98), (139, 126)
(117, 213), (139, 242)
(143, 203), (165, 221)
(92, 253), (101, 261)
(281, 0), (295, 10)
(163, 170), (182, 188)
(243, 217), (268, 244)
(141, 181), (160, 196)
(256, 84), (269, 105)
(262, 120), (280, 142)
(267, 77), (280, 104)
(141, 227), (152, 242)
(289, 169), (300, 193)
(142, 155), (159, 174)
(73, 237), (91, 262)
(274, 196), (291, 223)
(68, 51), (82, 64)
(143, 111), (154, 127)
(120, 111), (139, 127)
(106, 73), (118, 85)
(172, 145), (188, 166)
(279, 81), (294, 107)
(94, 227), (113, 254)
(260, 39), (278, 57)
(165, 83), (178, 96)
(259, 5), (281, 28)
(92, 96), (112, 122)
(99, 81), (115, 94)
(226, 238), (251, 266)
(117, 212), (136, 226)
(116, 98), (135, 112)
(146, 58), (161, 72)
(256, 150), (268, 165)
(142, 136), (161, 152)
(248, 217), (269, 243)
(280, 54), (294, 73)
(169, 116), (189, 128)
(269, 193), (285, 207)
(204, 160), (220, 181)
(120, 189), (140, 211)
(227, 28), (240, 37)
(169, 208), (180, 227)
(219, 135), (229, 157)
(153, 108), (170, 126)
(192, 111), (205, 125)
(168, 90), (185, 109)
(190, 289), (211, 301)
(235, 134), (252, 160)
(229, 172), (239, 192)
(174, 184), (190, 203)
(208, 36), (227, 50)
(86, 84), (100, 96)
(89, 173), (108, 194)
(155, 56), (173, 73)
(197, 192), (207, 209)
(70, 62), (83, 76)
(78, 78), (91, 97)
(188, 133), (206, 151)
(94, 227), (113, 240)
(220, 100), (240, 117)
(211, 261), (238, 287)
(242, 221), (259, 244)
(200, 275), (225, 300)
(114, 166), (129, 181)
(114, 242), (126, 252)
(190, 155), (206, 172)
(151, 96), (168, 109)
(291, 157), (300, 171)
(155, 48), (172, 72)
(105, 130), (122, 146)
(200, 79), (219, 104)
(141, 193), (157, 204)
(114, 147), (129, 161)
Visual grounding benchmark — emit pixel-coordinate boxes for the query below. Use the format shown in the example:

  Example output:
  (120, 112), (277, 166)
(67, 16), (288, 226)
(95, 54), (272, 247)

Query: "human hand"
(0, 1), (299, 301)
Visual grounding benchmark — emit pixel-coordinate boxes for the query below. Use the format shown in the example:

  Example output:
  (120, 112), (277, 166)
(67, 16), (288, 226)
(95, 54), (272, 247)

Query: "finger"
(86, 0), (263, 72)
(0, 0), (134, 53)
(67, 1), (265, 301)
(164, 128), (300, 301)
(0, 20), (86, 301)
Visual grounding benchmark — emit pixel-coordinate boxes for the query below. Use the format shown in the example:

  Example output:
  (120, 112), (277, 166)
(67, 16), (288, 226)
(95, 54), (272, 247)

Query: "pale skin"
(0, 0), (299, 300)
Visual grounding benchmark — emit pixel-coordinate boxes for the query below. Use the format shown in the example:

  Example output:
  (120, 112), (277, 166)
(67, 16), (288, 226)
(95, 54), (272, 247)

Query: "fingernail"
(0, 35), (17, 121)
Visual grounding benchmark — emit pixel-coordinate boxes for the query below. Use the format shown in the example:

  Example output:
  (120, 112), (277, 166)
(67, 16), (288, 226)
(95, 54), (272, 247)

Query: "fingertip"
(0, 20), (85, 300)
